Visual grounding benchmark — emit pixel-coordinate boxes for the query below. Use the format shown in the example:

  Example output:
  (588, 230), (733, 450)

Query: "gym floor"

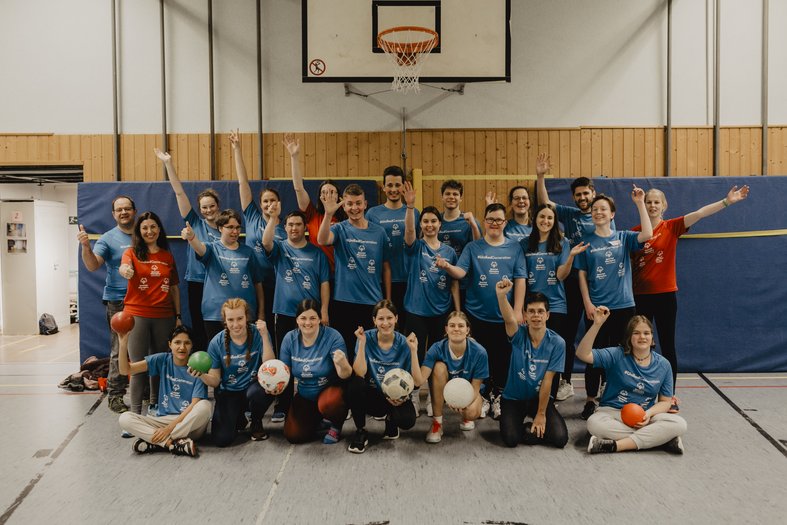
(1, 325), (786, 524)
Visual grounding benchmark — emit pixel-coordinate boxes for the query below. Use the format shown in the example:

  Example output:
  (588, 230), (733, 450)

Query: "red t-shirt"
(121, 248), (179, 318)
(304, 201), (336, 271)
(631, 217), (688, 295)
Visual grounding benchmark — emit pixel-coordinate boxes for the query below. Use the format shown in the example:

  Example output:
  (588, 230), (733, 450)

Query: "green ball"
(188, 351), (212, 374)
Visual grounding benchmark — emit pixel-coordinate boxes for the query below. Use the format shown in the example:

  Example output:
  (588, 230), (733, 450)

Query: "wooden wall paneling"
(104, 135), (116, 182)
(719, 129), (730, 176)
(144, 134), (157, 181)
(643, 128), (655, 177)
(314, 132), (327, 179)
(390, 132), (402, 177)
(336, 132), (348, 178)
(243, 132), (256, 180)
(633, 129), (645, 177)
(325, 132), (337, 178)
(495, 130), (506, 177)
(525, 131), (538, 176)
(696, 128), (709, 176)
(601, 129), (613, 176)
(686, 128), (698, 176)
(579, 129), (591, 178)
(749, 127), (761, 175)
(622, 129), (634, 177)
(367, 132), (380, 178)
(654, 128), (664, 177)
(558, 130), (570, 179)
(505, 131), (518, 175)
(185, 134), (198, 180)
(301, 132), (314, 179)
(80, 134), (92, 181)
(589, 128), (601, 176)
(516, 131), (527, 177)
(547, 130), (560, 180)
(769, 127), (783, 174)
(739, 128), (751, 175)
(346, 132), (359, 178)
(198, 134), (210, 181)
(569, 129), (581, 179)
(421, 131), (434, 178)
(673, 129), (684, 176)
(728, 128), (741, 176)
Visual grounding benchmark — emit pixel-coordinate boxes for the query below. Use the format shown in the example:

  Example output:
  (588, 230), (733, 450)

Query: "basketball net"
(378, 26), (439, 94)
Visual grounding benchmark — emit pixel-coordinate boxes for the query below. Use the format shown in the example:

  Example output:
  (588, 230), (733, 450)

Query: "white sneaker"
(425, 419), (443, 443)
(425, 390), (433, 417)
(411, 390), (421, 417)
(480, 397), (490, 419)
(459, 419), (475, 431)
(491, 395), (501, 420)
(556, 380), (575, 401)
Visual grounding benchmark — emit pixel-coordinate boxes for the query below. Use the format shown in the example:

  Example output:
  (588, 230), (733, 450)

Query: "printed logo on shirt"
(635, 382), (645, 394)
(528, 271), (535, 285)
(604, 251), (615, 265)
(617, 262), (625, 277)
(356, 245), (367, 259)
(230, 261), (240, 274)
(241, 274), (250, 289)
(518, 368), (527, 381)
(367, 259), (376, 274)
(302, 364), (313, 378)
(536, 257), (545, 271)
(303, 275), (312, 290)
(161, 277), (170, 293)
(617, 389), (629, 404)
(420, 270), (428, 283)
(655, 250), (664, 264)
(437, 275), (447, 290)
(595, 266), (607, 281)
(293, 261), (301, 274)
(348, 257), (357, 270)
(609, 240), (621, 247)
(150, 264), (161, 277)
(528, 363), (538, 380)
(547, 271), (557, 285)
(219, 273), (229, 286)
(138, 277), (149, 291)
(171, 383), (181, 399)
(237, 359), (248, 375)
(479, 274), (488, 288)
(391, 224), (401, 237)
(227, 374), (237, 385)
(285, 270), (294, 283)
(489, 261), (499, 275)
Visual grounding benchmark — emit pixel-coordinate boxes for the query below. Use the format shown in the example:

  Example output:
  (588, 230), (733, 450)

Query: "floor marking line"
(46, 349), (79, 363)
(256, 444), (295, 525)
(16, 345), (46, 354)
(0, 336), (37, 349)
(699, 372), (787, 460)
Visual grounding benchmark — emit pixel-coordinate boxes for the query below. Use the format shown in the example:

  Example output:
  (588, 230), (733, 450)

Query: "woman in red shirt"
(632, 185), (749, 398)
(119, 211), (181, 415)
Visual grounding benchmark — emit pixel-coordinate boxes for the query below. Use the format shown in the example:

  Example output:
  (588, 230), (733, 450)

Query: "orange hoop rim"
(377, 26), (439, 55)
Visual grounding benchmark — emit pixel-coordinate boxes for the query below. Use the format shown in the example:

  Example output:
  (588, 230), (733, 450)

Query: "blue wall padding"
(544, 176), (787, 373)
(77, 180), (379, 362)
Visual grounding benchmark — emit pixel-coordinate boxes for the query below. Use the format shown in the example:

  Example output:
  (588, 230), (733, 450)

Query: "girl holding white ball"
(420, 311), (489, 443)
(346, 300), (424, 454)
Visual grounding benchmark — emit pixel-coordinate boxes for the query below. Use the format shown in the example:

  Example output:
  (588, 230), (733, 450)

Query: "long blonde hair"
(220, 298), (253, 367)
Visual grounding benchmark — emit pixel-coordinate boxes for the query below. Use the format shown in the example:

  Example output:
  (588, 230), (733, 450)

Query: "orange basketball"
(620, 403), (646, 427)
(110, 311), (135, 334)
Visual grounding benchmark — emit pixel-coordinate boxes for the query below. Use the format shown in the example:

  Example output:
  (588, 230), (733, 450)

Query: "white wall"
(0, 0), (784, 134)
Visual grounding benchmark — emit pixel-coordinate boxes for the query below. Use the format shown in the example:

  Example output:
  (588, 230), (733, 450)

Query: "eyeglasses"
(113, 207), (134, 213)
(485, 218), (505, 225)
(222, 225), (242, 231)
(511, 195), (529, 201)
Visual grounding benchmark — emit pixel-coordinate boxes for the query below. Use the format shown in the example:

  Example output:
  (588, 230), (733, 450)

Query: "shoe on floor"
(491, 394), (501, 421)
(383, 416), (400, 440)
(121, 430), (134, 439)
(146, 404), (158, 417)
(250, 421), (269, 441)
(425, 419), (443, 443)
(556, 380), (575, 401)
(521, 422), (540, 446)
(663, 436), (684, 455)
(459, 419), (475, 431)
(373, 415), (387, 421)
(411, 390), (421, 417)
(170, 438), (198, 457)
(323, 426), (341, 444)
(347, 429), (369, 454)
(345, 409), (352, 421)
(587, 435), (616, 454)
(668, 396), (681, 414)
(425, 391), (433, 417)
(580, 401), (597, 420)
(479, 397), (490, 419)
(271, 410), (286, 423)
(132, 438), (167, 454)
(108, 396), (129, 414)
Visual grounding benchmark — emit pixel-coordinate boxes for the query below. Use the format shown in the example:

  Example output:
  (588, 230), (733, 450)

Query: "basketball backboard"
(302, 0), (511, 83)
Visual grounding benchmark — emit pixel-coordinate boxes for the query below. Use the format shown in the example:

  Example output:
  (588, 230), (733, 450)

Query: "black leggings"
(499, 397), (568, 448)
(187, 281), (208, 352)
(635, 292), (678, 386)
(466, 314), (510, 396)
(346, 376), (416, 431)
(331, 301), (375, 362)
(391, 281), (407, 330)
(404, 311), (449, 363)
(212, 382), (275, 447)
(561, 270), (584, 383)
(584, 306), (635, 398)
(546, 312), (568, 398)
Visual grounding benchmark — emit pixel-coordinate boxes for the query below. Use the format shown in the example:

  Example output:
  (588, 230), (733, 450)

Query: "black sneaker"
(347, 429), (369, 454)
(580, 401), (597, 420)
(250, 421), (269, 441)
(521, 422), (540, 446)
(170, 438), (198, 457)
(236, 414), (249, 431)
(587, 435), (616, 454)
(383, 416), (400, 440)
(132, 438), (167, 455)
(662, 436), (684, 455)
(108, 396), (129, 414)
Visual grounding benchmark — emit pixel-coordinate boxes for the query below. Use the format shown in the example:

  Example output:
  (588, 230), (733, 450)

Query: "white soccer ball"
(257, 359), (290, 395)
(381, 368), (414, 401)
(443, 377), (475, 409)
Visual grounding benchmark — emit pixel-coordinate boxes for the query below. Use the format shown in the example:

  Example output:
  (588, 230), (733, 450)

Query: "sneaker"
(121, 430), (134, 439)
(250, 421), (269, 441)
(271, 410), (286, 423)
(146, 404), (158, 417)
(373, 415), (387, 421)
(663, 436), (684, 455)
(323, 426), (341, 444)
(132, 438), (167, 454)
(108, 396), (129, 414)
(425, 391), (433, 417)
(347, 429), (369, 454)
(236, 414), (249, 431)
(580, 401), (597, 420)
(521, 422), (540, 446)
(668, 396), (681, 414)
(479, 397), (490, 419)
(459, 419), (475, 431)
(587, 435), (616, 454)
(383, 416), (400, 440)
(319, 418), (332, 431)
(425, 420), (443, 443)
(491, 395), (502, 421)
(170, 437), (198, 457)
(556, 380), (575, 401)
(411, 390), (421, 417)
(598, 382), (607, 398)
(345, 409), (352, 421)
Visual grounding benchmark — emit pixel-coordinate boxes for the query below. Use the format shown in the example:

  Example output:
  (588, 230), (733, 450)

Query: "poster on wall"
(6, 222), (26, 238)
(7, 238), (27, 254)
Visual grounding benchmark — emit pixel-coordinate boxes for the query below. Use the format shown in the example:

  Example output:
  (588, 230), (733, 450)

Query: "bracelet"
(175, 314), (182, 319)
(406, 206), (414, 210)
(722, 198), (729, 208)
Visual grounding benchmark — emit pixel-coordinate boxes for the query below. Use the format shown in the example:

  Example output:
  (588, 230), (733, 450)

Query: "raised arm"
(535, 152), (555, 207)
(154, 148), (192, 218)
(575, 305), (610, 365)
(435, 255), (467, 280)
(512, 277), (526, 326)
(285, 133), (311, 212)
(317, 194), (342, 246)
(495, 278), (519, 337)
(117, 332), (148, 376)
(256, 320), (276, 362)
(230, 130), (253, 210)
(262, 201), (281, 253)
(332, 348), (353, 379)
(578, 269), (595, 320)
(403, 181), (417, 246)
(557, 242), (588, 281)
(181, 221), (206, 257)
(683, 185), (750, 228)
(351, 327), (367, 378)
(631, 185), (653, 243)
(406, 332), (425, 387)
(77, 225), (103, 271)
(465, 212), (481, 241)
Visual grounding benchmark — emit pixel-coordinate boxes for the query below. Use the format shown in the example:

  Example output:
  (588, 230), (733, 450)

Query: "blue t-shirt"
(422, 338), (489, 381)
(267, 240), (330, 317)
(184, 209), (221, 282)
(92, 226), (132, 301)
(554, 204), (616, 247)
(576, 230), (642, 310)
(330, 221), (392, 305)
(438, 214), (480, 258)
(403, 239), (457, 317)
(592, 346), (673, 409)
(279, 326), (346, 401)
(198, 242), (264, 321)
(456, 238), (527, 323)
(358, 329), (412, 391)
(504, 221), (532, 243)
(502, 327), (565, 401)
(366, 204), (420, 283)
(207, 327), (263, 392)
(244, 202), (287, 286)
(145, 352), (208, 416)
(523, 238), (571, 314)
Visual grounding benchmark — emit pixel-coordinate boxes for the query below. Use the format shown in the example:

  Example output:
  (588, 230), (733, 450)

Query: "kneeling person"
(420, 311), (489, 443)
(496, 283), (568, 448)
(118, 326), (211, 457)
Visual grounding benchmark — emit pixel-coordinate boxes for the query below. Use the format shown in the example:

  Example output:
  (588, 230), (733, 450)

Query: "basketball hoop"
(377, 26), (439, 94)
